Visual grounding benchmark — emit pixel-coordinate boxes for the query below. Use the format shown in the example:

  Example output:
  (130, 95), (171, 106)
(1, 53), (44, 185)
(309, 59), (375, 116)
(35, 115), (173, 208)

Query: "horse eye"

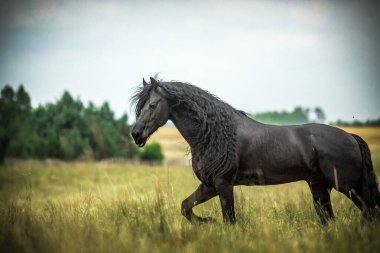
(149, 104), (156, 109)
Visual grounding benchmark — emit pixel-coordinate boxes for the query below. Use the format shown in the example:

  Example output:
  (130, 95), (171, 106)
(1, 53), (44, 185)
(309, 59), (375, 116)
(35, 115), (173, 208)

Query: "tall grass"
(1, 159), (379, 253)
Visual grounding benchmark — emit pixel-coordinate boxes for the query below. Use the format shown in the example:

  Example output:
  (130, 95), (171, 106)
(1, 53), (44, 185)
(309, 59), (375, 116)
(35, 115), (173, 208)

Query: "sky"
(0, 0), (379, 123)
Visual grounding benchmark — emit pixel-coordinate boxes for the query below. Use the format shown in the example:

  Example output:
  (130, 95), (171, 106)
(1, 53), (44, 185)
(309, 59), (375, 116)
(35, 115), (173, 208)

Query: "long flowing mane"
(131, 80), (246, 182)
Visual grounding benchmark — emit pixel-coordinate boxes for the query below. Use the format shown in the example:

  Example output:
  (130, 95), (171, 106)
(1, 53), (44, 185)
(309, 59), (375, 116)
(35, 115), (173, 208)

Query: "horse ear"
(150, 77), (158, 87)
(143, 78), (148, 87)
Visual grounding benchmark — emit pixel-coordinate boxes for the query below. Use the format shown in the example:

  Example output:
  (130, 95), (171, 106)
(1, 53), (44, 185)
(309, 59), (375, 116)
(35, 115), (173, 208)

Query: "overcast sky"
(0, 0), (379, 122)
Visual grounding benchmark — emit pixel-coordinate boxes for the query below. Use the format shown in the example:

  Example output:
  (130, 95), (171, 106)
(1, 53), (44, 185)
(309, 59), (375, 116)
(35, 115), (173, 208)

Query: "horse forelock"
(130, 83), (154, 119)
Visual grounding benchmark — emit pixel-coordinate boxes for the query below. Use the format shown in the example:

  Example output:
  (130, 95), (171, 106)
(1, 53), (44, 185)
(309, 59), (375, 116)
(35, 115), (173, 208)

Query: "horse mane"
(131, 79), (245, 182)
(130, 82), (153, 118)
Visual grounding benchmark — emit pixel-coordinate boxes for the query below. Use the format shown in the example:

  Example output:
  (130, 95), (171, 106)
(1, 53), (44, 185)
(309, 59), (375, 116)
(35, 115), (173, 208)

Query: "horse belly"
(236, 166), (310, 186)
(236, 148), (313, 186)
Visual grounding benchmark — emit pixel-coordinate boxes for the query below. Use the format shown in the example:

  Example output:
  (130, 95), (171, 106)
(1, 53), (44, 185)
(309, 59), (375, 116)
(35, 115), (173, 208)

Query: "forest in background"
(0, 85), (164, 164)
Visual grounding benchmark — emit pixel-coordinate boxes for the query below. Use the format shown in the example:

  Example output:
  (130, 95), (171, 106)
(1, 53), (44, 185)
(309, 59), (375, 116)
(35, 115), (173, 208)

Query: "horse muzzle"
(132, 128), (148, 147)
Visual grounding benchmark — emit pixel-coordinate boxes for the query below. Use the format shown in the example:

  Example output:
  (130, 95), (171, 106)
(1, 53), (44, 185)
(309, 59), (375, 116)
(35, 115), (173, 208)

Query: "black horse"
(131, 77), (380, 224)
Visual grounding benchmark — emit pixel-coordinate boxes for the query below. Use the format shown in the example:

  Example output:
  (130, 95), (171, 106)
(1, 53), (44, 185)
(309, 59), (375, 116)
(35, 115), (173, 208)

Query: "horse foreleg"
(181, 183), (217, 223)
(308, 181), (334, 224)
(215, 178), (236, 224)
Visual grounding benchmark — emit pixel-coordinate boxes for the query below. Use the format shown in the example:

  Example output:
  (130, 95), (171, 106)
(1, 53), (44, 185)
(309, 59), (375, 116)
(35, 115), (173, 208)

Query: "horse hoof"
(198, 216), (217, 223)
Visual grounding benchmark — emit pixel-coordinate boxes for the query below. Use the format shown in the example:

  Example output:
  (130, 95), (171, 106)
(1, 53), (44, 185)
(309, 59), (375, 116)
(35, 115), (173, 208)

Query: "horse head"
(131, 77), (170, 147)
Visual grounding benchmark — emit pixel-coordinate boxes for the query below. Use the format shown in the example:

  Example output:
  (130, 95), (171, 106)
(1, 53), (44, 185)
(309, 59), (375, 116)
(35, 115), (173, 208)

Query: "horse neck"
(169, 104), (207, 148)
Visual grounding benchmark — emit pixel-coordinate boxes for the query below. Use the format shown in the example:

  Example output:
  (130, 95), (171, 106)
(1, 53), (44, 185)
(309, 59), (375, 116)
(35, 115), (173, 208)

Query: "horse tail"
(351, 134), (380, 211)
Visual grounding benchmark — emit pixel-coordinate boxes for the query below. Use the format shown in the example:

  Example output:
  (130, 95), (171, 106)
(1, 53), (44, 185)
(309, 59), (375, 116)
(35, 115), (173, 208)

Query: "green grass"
(1, 159), (380, 253)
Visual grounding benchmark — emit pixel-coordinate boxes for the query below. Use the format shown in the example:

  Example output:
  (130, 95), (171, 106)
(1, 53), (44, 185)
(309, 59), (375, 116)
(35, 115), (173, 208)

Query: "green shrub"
(140, 143), (164, 163)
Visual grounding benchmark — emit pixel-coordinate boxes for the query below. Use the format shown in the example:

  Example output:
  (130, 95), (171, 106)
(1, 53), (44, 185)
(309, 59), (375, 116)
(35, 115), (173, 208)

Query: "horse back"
(235, 118), (362, 186)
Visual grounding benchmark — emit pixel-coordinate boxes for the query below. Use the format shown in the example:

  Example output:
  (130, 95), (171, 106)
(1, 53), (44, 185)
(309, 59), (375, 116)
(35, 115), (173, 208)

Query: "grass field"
(150, 126), (191, 166)
(1, 127), (380, 253)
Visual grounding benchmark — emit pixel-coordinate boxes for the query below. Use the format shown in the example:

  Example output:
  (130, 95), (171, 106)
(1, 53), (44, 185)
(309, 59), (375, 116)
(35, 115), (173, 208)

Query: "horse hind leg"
(343, 186), (380, 221)
(308, 181), (334, 224)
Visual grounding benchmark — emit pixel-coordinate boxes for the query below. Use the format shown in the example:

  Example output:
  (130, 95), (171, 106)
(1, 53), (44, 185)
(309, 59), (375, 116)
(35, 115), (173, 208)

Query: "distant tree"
(292, 106), (309, 124)
(251, 106), (327, 125)
(314, 107), (326, 123)
(1, 85), (140, 162)
(0, 86), (16, 163)
(0, 85), (32, 163)
(140, 143), (164, 163)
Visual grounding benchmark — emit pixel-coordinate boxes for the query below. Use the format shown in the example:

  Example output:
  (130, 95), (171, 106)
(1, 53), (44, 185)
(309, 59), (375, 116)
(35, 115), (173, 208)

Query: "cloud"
(0, 0), (379, 121)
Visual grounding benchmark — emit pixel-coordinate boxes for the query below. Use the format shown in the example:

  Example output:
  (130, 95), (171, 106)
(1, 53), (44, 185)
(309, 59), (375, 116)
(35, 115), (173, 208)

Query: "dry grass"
(1, 127), (380, 253)
(149, 126), (191, 166)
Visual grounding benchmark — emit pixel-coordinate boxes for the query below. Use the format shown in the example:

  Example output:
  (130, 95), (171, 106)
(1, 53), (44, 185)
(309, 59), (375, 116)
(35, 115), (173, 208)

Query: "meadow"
(1, 127), (380, 253)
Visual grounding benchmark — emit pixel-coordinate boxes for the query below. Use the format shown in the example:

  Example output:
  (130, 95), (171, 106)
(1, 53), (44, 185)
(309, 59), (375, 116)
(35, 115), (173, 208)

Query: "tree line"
(250, 106), (326, 125)
(0, 85), (163, 164)
(331, 118), (380, 127)
(250, 106), (380, 126)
